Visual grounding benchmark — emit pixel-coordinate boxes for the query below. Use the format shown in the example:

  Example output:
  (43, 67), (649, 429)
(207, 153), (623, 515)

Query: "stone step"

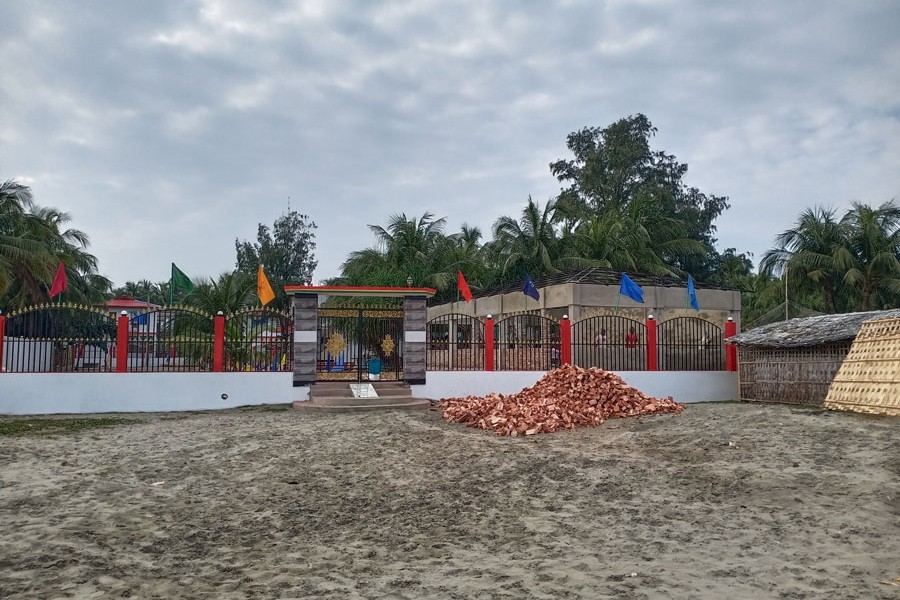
(308, 382), (412, 400)
(292, 398), (431, 412)
(303, 394), (414, 407)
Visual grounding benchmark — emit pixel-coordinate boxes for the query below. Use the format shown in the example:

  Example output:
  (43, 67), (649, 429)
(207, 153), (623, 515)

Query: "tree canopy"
(235, 210), (317, 310)
(1, 179), (110, 308)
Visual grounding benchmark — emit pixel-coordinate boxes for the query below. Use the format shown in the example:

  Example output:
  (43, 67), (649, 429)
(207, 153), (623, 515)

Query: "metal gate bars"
(316, 308), (404, 381)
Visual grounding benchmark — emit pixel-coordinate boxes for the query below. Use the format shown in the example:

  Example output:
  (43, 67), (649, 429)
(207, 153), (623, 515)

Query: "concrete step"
(309, 385), (353, 398)
(308, 382), (412, 401)
(303, 395), (415, 407)
(293, 398), (430, 412)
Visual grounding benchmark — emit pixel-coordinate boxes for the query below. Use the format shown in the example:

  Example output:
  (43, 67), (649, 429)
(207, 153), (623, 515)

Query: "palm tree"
(337, 212), (458, 294)
(760, 207), (847, 313)
(184, 271), (256, 314)
(1, 180), (45, 302)
(0, 180), (110, 308)
(838, 200), (900, 311)
(490, 197), (560, 281)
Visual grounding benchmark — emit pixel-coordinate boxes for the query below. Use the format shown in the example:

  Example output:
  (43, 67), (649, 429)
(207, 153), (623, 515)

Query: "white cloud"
(0, 0), (897, 285)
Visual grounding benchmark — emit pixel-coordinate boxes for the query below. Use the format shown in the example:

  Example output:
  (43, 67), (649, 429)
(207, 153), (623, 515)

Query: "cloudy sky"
(2, 0), (899, 288)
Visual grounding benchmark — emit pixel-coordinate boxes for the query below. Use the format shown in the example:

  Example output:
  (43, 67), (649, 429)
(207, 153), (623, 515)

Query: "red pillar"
(116, 311), (129, 373)
(725, 318), (737, 372)
(484, 315), (494, 371)
(560, 315), (572, 365)
(646, 316), (658, 371)
(213, 312), (225, 372)
(0, 312), (6, 372)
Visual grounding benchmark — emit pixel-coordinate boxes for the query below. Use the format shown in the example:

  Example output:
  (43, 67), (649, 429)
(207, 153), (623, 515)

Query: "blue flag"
(619, 273), (644, 304)
(687, 275), (699, 311)
(523, 273), (540, 301)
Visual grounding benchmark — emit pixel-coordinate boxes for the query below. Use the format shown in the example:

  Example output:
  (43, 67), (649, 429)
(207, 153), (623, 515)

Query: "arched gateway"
(285, 285), (435, 388)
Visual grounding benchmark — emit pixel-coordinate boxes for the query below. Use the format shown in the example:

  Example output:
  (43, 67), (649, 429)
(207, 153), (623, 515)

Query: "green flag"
(170, 262), (194, 303)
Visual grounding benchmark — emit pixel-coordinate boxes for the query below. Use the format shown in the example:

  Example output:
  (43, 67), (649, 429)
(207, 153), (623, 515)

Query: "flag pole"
(614, 293), (620, 316)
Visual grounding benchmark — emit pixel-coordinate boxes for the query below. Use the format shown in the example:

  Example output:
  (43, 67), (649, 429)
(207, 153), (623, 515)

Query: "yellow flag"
(257, 265), (276, 306)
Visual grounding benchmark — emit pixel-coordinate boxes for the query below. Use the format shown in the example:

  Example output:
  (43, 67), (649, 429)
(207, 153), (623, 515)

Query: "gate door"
(316, 308), (404, 381)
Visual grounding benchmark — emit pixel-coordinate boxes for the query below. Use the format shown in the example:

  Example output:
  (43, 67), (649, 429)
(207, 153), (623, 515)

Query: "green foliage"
(236, 210), (317, 309)
(1, 179), (111, 308)
(549, 114), (729, 275)
(111, 280), (169, 305)
(761, 200), (900, 313)
(0, 417), (140, 436)
(335, 212), (458, 299)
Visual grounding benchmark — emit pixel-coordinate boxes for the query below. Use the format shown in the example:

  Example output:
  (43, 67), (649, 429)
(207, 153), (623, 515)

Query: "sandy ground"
(1, 403), (898, 600)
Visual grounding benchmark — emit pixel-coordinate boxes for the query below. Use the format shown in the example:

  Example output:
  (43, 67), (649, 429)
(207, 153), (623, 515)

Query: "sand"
(1, 403), (898, 599)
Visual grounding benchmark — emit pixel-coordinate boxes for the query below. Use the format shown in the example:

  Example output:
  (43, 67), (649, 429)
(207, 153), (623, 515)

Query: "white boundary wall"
(0, 370), (735, 415)
(413, 371), (738, 403)
(0, 373), (305, 415)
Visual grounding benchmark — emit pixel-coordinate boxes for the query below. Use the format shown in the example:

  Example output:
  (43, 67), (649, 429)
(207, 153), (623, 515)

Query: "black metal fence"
(226, 308), (293, 372)
(127, 306), (214, 372)
(572, 315), (647, 370)
(657, 317), (725, 371)
(3, 304), (116, 372)
(317, 308), (404, 381)
(426, 314), (485, 370)
(494, 314), (560, 371)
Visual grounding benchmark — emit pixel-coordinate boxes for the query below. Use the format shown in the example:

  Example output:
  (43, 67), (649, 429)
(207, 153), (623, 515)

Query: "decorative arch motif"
(494, 314), (560, 371)
(4, 303), (116, 372)
(656, 317), (724, 370)
(571, 315), (647, 371)
(426, 313), (485, 370)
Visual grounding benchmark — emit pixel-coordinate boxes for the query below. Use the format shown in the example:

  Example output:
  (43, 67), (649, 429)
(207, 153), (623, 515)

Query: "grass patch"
(237, 404), (292, 412)
(0, 417), (141, 437)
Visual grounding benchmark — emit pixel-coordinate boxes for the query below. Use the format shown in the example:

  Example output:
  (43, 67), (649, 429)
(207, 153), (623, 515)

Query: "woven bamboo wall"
(824, 317), (900, 416)
(737, 344), (851, 406)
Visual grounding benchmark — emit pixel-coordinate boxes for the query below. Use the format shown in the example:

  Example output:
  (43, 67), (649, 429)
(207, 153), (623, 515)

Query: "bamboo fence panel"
(824, 317), (900, 416)
(737, 344), (851, 406)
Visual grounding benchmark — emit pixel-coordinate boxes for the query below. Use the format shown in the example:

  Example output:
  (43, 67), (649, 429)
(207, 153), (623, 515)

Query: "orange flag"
(457, 270), (473, 303)
(257, 265), (276, 306)
(49, 261), (68, 298)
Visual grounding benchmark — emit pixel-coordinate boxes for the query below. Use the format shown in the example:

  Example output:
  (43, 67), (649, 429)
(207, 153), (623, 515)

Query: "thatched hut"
(731, 309), (900, 406)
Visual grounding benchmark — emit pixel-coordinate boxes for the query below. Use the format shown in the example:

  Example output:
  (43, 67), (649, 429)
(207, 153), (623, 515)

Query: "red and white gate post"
(646, 315), (658, 371)
(560, 315), (572, 365)
(116, 311), (129, 373)
(484, 314), (495, 371)
(0, 311), (6, 372)
(725, 317), (737, 372)
(213, 311), (225, 372)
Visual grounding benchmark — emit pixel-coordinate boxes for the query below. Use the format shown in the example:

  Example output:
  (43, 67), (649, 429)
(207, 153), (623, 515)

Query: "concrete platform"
(293, 381), (431, 412)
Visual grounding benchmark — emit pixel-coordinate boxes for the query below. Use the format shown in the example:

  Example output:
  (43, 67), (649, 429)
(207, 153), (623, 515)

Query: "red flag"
(457, 270), (473, 303)
(49, 261), (68, 298)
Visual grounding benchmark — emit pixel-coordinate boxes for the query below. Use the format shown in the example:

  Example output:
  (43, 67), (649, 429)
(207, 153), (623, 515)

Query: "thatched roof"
(731, 309), (900, 348)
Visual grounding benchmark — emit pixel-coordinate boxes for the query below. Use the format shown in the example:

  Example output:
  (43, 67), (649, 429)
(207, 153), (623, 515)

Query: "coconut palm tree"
(838, 200), (900, 311)
(0, 179), (110, 308)
(760, 207), (847, 313)
(490, 197), (560, 281)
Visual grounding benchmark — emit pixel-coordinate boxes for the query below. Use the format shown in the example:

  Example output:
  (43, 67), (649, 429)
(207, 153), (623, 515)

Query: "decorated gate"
(316, 307), (404, 381)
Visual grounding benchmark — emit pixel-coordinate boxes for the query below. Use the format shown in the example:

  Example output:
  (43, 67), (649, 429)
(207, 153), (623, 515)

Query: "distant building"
(428, 267), (741, 328)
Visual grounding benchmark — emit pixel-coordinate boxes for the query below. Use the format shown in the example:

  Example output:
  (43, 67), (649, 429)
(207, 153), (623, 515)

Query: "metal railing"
(226, 308), (293, 372)
(572, 316), (647, 371)
(657, 317), (725, 371)
(3, 304), (116, 372)
(127, 306), (214, 372)
(494, 314), (560, 371)
(426, 314), (485, 371)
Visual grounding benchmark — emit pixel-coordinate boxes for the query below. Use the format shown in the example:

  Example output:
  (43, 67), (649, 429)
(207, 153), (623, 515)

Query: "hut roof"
(730, 309), (900, 348)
